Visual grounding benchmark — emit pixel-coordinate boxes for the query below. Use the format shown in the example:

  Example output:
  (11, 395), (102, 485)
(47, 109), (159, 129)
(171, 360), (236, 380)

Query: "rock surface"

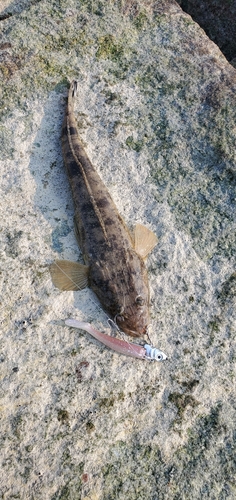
(0, 1), (235, 499)
(176, 0), (236, 65)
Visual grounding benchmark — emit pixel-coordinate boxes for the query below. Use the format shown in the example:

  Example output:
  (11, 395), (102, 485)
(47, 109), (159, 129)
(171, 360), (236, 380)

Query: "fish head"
(115, 293), (149, 337)
(90, 251), (151, 338)
(113, 253), (151, 337)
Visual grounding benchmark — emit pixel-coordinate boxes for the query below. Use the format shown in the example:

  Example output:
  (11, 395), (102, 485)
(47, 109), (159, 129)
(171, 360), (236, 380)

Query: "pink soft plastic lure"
(65, 319), (167, 361)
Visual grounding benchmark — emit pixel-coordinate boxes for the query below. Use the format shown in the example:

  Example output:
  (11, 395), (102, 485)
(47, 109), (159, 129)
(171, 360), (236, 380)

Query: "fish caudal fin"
(134, 223), (158, 259)
(49, 260), (89, 291)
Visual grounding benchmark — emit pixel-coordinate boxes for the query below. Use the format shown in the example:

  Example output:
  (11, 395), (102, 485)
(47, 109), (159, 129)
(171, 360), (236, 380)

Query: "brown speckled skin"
(61, 81), (150, 337)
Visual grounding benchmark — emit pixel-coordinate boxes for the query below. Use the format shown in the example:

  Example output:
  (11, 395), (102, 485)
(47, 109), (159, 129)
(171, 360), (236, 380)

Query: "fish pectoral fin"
(134, 223), (158, 259)
(49, 260), (89, 291)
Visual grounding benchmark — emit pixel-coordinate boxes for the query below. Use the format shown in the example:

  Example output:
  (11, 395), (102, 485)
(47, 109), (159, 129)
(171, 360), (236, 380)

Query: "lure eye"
(135, 295), (144, 306)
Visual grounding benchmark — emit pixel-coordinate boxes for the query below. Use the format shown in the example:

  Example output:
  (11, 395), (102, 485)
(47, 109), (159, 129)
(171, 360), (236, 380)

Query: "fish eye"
(116, 314), (124, 322)
(135, 295), (144, 306)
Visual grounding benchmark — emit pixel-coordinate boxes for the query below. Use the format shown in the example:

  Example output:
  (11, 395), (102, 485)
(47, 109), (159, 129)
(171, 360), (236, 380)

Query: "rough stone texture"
(176, 0), (236, 65)
(0, 1), (235, 499)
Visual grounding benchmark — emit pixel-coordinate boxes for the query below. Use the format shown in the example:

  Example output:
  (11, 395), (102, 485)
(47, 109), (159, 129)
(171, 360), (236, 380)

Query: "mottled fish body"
(50, 81), (157, 337)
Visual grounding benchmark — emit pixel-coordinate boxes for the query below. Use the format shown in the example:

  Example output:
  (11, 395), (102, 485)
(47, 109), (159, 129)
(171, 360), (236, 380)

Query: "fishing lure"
(65, 319), (167, 361)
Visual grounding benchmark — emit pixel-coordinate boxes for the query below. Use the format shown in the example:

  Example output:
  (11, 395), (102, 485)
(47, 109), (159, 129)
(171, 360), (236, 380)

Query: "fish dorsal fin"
(49, 260), (89, 291)
(134, 223), (158, 259)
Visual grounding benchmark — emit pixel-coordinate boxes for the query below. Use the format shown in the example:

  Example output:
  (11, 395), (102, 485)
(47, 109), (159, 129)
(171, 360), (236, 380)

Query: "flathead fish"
(50, 81), (157, 337)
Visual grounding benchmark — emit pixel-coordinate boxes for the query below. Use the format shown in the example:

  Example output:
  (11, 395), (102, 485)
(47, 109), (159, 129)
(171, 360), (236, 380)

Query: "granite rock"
(0, 1), (235, 499)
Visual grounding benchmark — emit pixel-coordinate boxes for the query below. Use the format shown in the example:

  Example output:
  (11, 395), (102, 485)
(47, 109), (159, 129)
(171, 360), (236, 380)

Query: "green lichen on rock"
(98, 396), (115, 409)
(102, 440), (166, 500)
(96, 34), (124, 61)
(169, 403), (236, 498)
(51, 464), (84, 500)
(57, 409), (70, 424)
(126, 135), (144, 152)
(168, 392), (199, 419)
(100, 403), (235, 499)
(217, 272), (236, 307)
(5, 230), (23, 258)
(86, 421), (95, 433)
(133, 10), (149, 30)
